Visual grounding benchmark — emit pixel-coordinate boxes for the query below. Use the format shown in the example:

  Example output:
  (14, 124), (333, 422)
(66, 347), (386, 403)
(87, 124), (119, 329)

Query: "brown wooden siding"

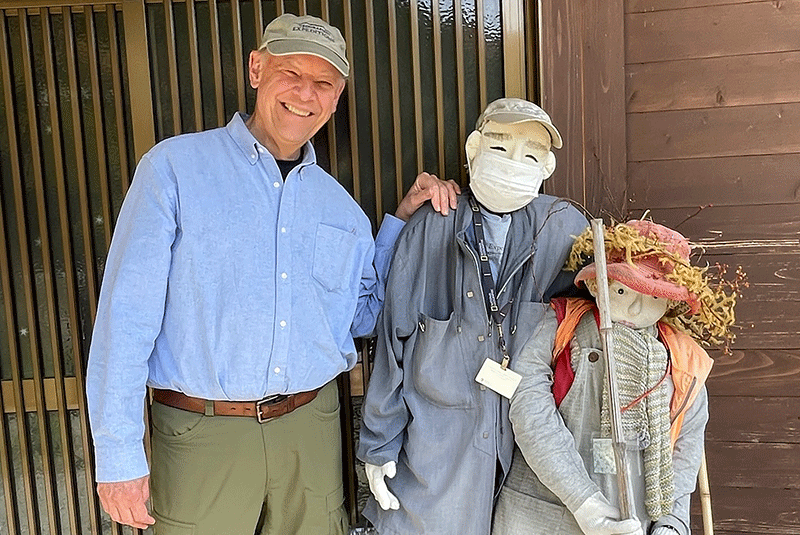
(624, 1), (800, 533)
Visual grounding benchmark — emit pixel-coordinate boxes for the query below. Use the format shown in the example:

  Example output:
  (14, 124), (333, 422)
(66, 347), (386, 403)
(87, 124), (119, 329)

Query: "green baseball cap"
(259, 13), (350, 77)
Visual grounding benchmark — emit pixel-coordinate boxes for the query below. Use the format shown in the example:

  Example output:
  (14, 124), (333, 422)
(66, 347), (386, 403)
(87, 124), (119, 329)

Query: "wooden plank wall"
(624, 1), (800, 533)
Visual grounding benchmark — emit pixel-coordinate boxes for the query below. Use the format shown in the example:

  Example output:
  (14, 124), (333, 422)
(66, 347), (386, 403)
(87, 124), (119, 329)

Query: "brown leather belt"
(152, 387), (321, 423)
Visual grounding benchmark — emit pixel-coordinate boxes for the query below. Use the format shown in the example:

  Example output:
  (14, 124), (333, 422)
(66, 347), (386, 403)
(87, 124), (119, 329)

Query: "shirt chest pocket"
(312, 223), (359, 292)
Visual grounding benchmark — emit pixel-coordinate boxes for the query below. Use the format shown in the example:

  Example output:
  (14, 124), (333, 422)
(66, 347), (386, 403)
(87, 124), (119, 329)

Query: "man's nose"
(297, 77), (314, 100)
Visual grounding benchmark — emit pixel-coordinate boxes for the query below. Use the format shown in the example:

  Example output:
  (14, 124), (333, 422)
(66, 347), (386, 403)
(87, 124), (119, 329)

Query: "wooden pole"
(699, 448), (714, 535)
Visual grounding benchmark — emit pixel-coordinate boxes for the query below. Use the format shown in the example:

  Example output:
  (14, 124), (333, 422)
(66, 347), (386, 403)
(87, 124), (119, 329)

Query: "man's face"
(477, 120), (551, 165)
(248, 51), (345, 159)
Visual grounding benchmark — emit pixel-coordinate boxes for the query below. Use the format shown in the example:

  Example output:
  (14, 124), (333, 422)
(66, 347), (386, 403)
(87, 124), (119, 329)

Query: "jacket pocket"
(410, 311), (474, 409)
(312, 223), (358, 292)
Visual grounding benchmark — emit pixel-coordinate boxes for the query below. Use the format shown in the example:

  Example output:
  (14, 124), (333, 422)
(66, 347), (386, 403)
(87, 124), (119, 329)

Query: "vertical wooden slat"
(39, 9), (81, 533)
(431, 0), (445, 176)
(298, 0), (307, 15)
(476, 0), (487, 109)
(230, 0), (246, 111)
(454, 0), (466, 183)
(185, 0), (203, 131)
(61, 16), (102, 533)
(106, 4), (131, 191)
(501, 0), (526, 97)
(276, 0), (284, 16)
(0, 201), (20, 535)
(0, 17), (23, 535)
(84, 9), (114, 246)
(364, 0), (382, 218)
(320, 0), (338, 179)
(526, 0), (537, 103)
(16, 9), (59, 533)
(163, 0), (182, 134)
(342, 0), (361, 202)
(386, 0), (403, 201)
(409, 0), (423, 172)
(122, 0), (155, 163)
(208, 0), (225, 126)
(253, 0), (263, 40)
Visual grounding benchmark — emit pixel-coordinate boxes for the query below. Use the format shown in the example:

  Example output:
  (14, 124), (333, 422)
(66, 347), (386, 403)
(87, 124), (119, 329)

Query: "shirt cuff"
(375, 214), (405, 248)
(94, 444), (150, 483)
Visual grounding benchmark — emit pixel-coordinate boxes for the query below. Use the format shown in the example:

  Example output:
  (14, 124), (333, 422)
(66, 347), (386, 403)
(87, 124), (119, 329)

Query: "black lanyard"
(469, 196), (513, 369)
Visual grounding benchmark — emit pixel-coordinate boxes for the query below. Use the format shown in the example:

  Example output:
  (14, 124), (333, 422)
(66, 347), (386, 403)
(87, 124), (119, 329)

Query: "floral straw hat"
(566, 219), (740, 347)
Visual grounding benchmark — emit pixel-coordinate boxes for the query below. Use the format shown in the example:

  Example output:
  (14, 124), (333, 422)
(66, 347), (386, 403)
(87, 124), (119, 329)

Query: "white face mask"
(469, 151), (549, 213)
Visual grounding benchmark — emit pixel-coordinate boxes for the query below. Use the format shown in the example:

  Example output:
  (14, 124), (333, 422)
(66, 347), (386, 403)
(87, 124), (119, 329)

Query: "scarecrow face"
(605, 280), (669, 329)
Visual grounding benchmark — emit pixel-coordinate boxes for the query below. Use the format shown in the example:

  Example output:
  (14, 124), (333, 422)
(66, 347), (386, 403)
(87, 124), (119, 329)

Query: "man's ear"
(248, 50), (265, 89)
(465, 130), (482, 166)
(542, 151), (557, 179)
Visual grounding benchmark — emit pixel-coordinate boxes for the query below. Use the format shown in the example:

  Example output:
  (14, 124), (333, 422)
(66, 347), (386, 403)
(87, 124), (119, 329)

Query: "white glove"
(572, 492), (643, 535)
(365, 461), (400, 511)
(650, 527), (681, 535)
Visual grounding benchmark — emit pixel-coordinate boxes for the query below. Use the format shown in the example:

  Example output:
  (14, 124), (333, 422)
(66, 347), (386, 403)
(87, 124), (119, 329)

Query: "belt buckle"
(255, 394), (288, 423)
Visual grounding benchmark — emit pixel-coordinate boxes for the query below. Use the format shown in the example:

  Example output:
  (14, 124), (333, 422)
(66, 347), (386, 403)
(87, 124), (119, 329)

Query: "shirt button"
(274, 367), (281, 374)
(258, 146), (266, 153)
(281, 227), (286, 233)
(281, 272), (287, 279)
(466, 291), (474, 298)
(280, 320), (287, 328)
(273, 182), (280, 188)
(477, 335), (485, 342)
(483, 432), (489, 439)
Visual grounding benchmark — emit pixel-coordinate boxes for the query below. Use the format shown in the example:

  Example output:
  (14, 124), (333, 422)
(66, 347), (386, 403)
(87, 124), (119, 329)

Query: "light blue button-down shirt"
(86, 113), (404, 482)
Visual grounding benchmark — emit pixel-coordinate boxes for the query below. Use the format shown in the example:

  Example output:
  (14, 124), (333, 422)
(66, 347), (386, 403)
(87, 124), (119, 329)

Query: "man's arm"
(86, 154), (177, 527)
(350, 172), (459, 338)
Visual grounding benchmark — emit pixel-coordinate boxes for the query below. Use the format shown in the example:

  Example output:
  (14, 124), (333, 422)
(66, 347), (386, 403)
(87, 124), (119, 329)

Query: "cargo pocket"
(151, 511), (196, 534)
(410, 311), (474, 409)
(326, 486), (348, 535)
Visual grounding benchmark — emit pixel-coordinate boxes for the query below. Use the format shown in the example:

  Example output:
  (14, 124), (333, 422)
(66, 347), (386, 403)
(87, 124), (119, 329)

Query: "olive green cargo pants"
(149, 381), (348, 535)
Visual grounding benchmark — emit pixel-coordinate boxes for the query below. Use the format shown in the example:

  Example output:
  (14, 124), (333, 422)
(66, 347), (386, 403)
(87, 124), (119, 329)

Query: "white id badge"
(475, 358), (522, 399)
(593, 437), (616, 474)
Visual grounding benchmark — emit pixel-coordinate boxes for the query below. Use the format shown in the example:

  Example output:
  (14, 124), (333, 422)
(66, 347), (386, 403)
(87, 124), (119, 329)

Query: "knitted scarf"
(600, 324), (674, 520)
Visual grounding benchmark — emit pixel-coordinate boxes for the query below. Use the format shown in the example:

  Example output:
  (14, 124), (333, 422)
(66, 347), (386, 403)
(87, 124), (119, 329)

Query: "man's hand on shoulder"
(395, 172), (461, 222)
(97, 475), (156, 529)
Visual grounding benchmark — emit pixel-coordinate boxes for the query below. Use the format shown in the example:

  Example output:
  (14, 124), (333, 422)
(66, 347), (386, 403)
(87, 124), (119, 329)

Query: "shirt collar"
(226, 112), (318, 169)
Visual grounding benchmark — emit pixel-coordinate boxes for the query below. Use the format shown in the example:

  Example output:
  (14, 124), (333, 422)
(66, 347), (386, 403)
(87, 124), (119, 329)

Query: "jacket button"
(588, 350), (600, 362)
(483, 432), (489, 439)
(477, 335), (485, 342)
(467, 291), (474, 298)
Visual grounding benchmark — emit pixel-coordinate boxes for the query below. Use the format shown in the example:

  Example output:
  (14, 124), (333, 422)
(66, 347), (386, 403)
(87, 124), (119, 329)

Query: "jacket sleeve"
(86, 154), (178, 482)
(651, 385), (709, 535)
(357, 234), (418, 466)
(509, 308), (601, 513)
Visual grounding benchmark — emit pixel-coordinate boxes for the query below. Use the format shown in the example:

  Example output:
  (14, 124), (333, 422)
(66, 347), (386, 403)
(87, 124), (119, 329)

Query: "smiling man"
(86, 13), (458, 535)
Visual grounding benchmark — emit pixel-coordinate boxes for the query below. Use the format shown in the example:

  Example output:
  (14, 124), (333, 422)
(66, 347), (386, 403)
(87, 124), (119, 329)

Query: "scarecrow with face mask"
(357, 98), (589, 535)
(492, 220), (737, 535)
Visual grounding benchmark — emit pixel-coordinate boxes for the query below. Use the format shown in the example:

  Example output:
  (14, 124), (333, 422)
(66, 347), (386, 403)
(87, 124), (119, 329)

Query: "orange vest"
(551, 297), (713, 446)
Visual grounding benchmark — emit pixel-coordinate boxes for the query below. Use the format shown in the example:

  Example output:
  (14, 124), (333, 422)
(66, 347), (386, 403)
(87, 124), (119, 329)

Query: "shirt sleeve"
(509, 308), (601, 513)
(349, 213), (405, 339)
(652, 385), (709, 535)
(86, 154), (178, 482)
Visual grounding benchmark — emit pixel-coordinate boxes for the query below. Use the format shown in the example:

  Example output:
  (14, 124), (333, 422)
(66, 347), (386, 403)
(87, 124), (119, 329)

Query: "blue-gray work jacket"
(358, 192), (588, 535)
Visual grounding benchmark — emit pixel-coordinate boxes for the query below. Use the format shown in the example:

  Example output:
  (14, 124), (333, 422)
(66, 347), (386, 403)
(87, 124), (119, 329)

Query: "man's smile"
(283, 102), (312, 117)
